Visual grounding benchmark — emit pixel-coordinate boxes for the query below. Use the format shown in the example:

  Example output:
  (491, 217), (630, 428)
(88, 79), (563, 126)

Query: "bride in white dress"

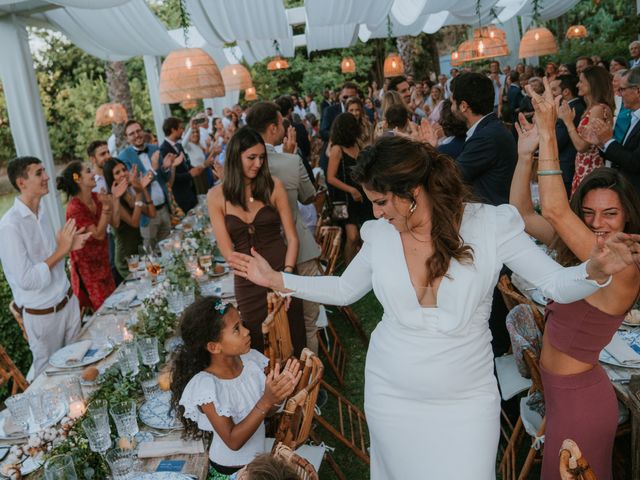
(230, 136), (640, 479)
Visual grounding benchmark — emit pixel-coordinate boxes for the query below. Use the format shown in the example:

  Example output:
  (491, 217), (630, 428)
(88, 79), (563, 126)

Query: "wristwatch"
(134, 200), (144, 208)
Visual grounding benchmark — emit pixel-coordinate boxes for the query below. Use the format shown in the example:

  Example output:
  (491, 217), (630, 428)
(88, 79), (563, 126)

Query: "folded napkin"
(2, 416), (23, 436)
(137, 439), (204, 458)
(103, 290), (137, 310)
(65, 340), (93, 365)
(604, 333), (640, 366)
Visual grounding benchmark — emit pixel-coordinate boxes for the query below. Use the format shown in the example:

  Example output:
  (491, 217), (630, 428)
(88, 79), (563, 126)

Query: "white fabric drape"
(237, 33), (295, 65)
(306, 24), (359, 53)
(39, 0), (179, 61)
(0, 15), (63, 232)
(304, 0), (393, 28)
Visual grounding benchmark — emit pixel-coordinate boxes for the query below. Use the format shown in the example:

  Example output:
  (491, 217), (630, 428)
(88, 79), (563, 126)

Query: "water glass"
(105, 448), (134, 480)
(183, 285), (195, 308)
(198, 254), (213, 271)
(167, 288), (182, 314)
(110, 400), (139, 439)
(44, 454), (78, 480)
(28, 390), (57, 429)
(5, 394), (31, 434)
(127, 255), (139, 278)
(82, 416), (112, 454)
(118, 342), (140, 377)
(137, 337), (159, 369)
(87, 399), (109, 429)
(139, 371), (160, 402)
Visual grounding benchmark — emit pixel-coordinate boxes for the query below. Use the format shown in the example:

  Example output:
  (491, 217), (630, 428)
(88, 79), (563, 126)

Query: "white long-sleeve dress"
(283, 203), (607, 479)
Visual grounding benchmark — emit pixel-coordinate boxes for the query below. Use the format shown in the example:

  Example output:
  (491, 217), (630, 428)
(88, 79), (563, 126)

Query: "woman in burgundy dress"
(57, 161), (124, 311)
(511, 79), (640, 480)
(208, 127), (306, 355)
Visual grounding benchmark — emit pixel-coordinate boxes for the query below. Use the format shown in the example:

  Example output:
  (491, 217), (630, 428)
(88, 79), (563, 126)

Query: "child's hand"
(264, 360), (302, 405)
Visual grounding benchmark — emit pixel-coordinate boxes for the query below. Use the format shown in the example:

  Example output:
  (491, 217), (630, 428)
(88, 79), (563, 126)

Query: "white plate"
(622, 320), (640, 328)
(0, 401), (66, 440)
(49, 342), (112, 369)
(129, 473), (194, 480)
(599, 349), (640, 369)
(0, 453), (45, 477)
(139, 392), (181, 430)
(531, 290), (548, 305)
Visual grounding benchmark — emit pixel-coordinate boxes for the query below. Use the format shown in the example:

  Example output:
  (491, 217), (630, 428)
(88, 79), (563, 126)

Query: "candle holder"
(64, 377), (86, 420)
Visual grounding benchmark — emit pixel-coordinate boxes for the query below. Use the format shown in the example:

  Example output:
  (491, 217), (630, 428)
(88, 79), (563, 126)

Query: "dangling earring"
(409, 200), (417, 215)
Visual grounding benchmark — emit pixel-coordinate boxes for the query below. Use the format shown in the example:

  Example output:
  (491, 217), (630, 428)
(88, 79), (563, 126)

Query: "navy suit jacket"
(159, 140), (197, 214)
(319, 102), (344, 172)
(456, 113), (517, 206)
(556, 97), (586, 195)
(506, 85), (524, 123)
(602, 119), (640, 191)
(118, 144), (167, 227)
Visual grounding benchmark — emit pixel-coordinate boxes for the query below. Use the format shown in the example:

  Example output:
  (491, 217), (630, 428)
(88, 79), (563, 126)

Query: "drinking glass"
(117, 341), (140, 377)
(183, 285), (195, 308)
(198, 254), (213, 272)
(137, 337), (159, 370)
(105, 448), (134, 480)
(139, 370), (160, 402)
(109, 400), (139, 440)
(5, 394), (31, 434)
(28, 389), (57, 429)
(82, 416), (112, 454)
(127, 255), (140, 279)
(44, 454), (78, 480)
(86, 399), (109, 429)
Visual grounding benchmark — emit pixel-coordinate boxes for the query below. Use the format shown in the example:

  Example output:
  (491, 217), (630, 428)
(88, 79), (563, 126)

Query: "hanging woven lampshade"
(451, 50), (462, 67)
(221, 64), (253, 91)
(267, 56), (289, 71)
(474, 25), (506, 42)
(566, 25), (588, 39)
(383, 53), (404, 78)
(519, 27), (558, 58)
(159, 48), (225, 104)
(341, 57), (356, 74)
(95, 102), (127, 127)
(180, 99), (198, 110)
(244, 87), (257, 101)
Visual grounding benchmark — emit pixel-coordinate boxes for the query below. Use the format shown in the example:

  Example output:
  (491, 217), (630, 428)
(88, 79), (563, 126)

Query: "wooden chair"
(498, 274), (546, 333)
(273, 442), (319, 480)
(315, 226), (342, 276)
(0, 344), (29, 396)
(314, 380), (370, 466)
(559, 439), (597, 480)
(9, 301), (28, 342)
(263, 293), (294, 367)
(316, 320), (347, 386)
(273, 349), (324, 450)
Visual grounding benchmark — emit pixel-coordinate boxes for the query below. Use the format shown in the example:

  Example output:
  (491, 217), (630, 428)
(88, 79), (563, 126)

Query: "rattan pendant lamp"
(566, 25), (588, 39)
(95, 102), (128, 127)
(518, 0), (558, 58)
(158, 1), (225, 104)
(383, 16), (405, 78)
(221, 64), (253, 91)
(267, 41), (289, 71)
(341, 57), (356, 74)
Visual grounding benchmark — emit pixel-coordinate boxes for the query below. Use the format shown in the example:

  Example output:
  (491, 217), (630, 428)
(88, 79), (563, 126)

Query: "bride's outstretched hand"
(229, 247), (279, 289)
(588, 232), (640, 279)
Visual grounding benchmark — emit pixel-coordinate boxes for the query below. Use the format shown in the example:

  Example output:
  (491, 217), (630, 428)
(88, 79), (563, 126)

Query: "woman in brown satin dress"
(207, 127), (306, 355)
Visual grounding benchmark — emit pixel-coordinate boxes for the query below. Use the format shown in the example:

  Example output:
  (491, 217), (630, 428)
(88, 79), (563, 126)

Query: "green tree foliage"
(0, 85), (17, 168)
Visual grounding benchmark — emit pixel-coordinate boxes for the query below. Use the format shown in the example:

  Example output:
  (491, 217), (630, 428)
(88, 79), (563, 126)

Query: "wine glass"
(82, 416), (112, 455)
(137, 337), (160, 371)
(44, 454), (78, 480)
(5, 394), (31, 435)
(127, 255), (140, 279)
(109, 400), (139, 441)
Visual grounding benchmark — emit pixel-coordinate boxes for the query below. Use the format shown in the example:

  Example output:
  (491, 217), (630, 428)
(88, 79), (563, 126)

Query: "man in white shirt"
(629, 41), (640, 69)
(488, 60), (506, 111)
(0, 157), (90, 377)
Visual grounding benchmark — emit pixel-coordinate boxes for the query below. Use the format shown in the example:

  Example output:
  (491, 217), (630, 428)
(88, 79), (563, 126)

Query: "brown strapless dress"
(224, 204), (306, 356)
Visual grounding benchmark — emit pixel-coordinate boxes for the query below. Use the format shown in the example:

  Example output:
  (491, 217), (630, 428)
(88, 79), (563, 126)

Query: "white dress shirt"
(0, 197), (70, 309)
(137, 151), (165, 206)
(92, 174), (107, 193)
(465, 114), (493, 141)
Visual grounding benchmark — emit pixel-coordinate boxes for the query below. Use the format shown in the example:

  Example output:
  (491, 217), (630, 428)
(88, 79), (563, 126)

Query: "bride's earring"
(409, 200), (417, 215)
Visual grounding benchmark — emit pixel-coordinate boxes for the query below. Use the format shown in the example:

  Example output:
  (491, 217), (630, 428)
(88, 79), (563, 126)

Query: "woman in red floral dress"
(57, 161), (125, 310)
(557, 66), (614, 195)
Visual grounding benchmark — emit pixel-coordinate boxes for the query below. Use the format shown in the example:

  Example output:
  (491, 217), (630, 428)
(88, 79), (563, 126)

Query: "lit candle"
(123, 327), (134, 342)
(173, 240), (181, 249)
(194, 267), (204, 278)
(68, 400), (86, 419)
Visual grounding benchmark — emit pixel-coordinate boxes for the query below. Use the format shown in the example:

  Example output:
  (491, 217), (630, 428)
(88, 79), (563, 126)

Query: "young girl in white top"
(170, 296), (301, 479)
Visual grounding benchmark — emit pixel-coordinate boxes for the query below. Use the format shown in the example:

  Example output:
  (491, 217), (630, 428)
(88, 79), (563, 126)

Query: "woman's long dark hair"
(56, 161), (83, 198)
(351, 135), (474, 285)
(582, 66), (615, 112)
(554, 168), (640, 266)
(223, 127), (274, 211)
(103, 158), (130, 209)
(170, 296), (230, 438)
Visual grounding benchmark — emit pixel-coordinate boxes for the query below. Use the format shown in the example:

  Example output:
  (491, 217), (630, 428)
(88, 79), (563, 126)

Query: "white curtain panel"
(237, 30), (295, 65)
(186, 0), (290, 43)
(48, 0), (130, 8)
(40, 0), (178, 61)
(304, 0), (393, 28)
(305, 23), (359, 53)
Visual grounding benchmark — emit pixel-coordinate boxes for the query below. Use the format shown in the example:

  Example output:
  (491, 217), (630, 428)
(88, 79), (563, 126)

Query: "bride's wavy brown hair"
(351, 135), (474, 285)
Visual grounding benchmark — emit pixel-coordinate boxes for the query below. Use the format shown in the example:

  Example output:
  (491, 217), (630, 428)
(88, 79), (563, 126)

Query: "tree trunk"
(105, 61), (133, 151)
(396, 35), (417, 77)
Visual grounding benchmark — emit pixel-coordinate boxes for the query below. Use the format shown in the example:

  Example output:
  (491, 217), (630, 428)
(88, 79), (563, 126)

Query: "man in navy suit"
(119, 120), (172, 248)
(319, 81), (359, 172)
(586, 67), (640, 191)
(550, 74), (586, 195)
(159, 117), (200, 214)
(451, 72), (517, 206)
(451, 72), (517, 357)
(506, 71), (523, 123)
